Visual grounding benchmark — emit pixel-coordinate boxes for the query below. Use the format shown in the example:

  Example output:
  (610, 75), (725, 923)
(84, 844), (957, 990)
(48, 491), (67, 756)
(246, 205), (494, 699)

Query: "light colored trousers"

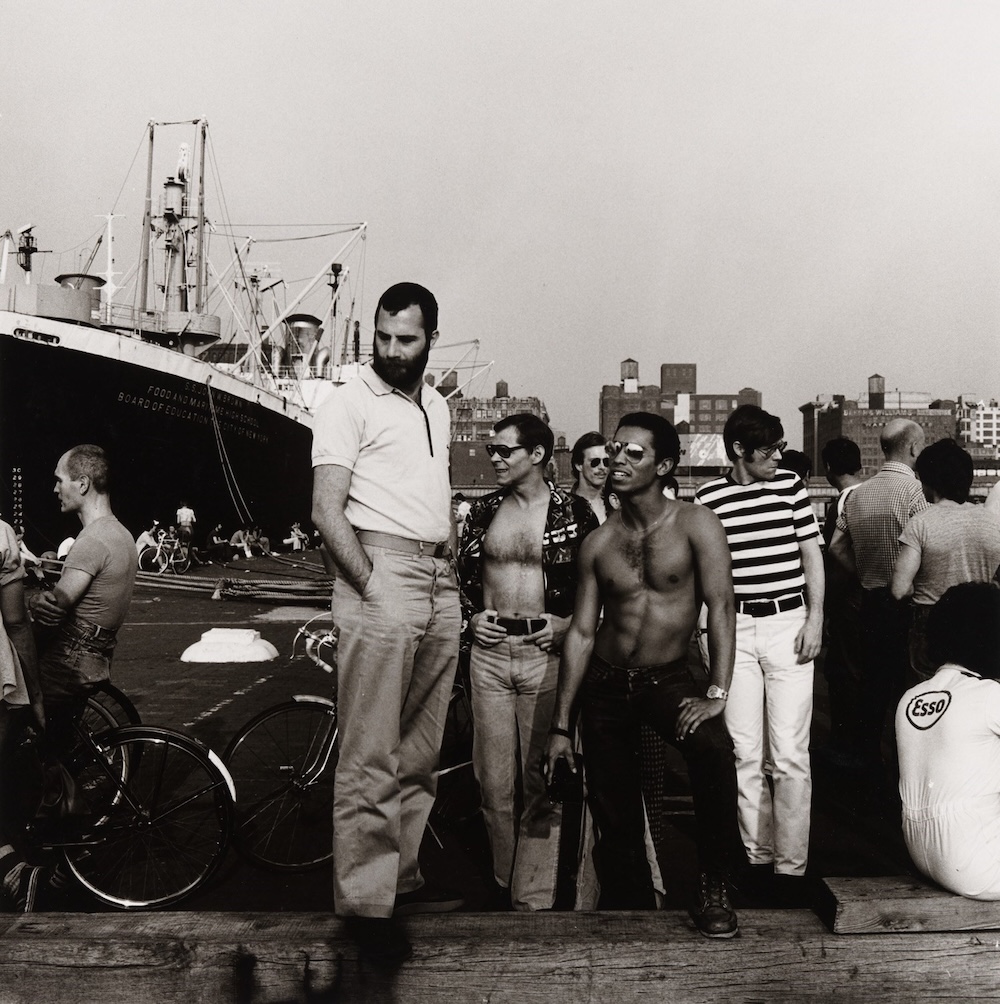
(700, 608), (813, 876)
(471, 637), (568, 911)
(331, 546), (460, 917)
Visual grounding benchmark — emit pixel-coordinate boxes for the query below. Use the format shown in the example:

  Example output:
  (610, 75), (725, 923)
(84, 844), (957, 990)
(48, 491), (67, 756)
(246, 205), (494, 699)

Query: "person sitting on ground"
(204, 524), (230, 564)
(134, 520), (159, 557)
(895, 582), (1000, 899)
(890, 439), (1000, 681)
(229, 527), (252, 559)
(247, 526), (270, 556)
(283, 522), (309, 552)
(0, 517), (44, 912)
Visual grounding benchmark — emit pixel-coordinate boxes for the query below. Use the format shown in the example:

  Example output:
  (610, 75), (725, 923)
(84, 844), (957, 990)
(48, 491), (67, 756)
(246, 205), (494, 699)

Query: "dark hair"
(723, 405), (783, 463)
(494, 413), (554, 466)
(779, 449), (811, 481)
(915, 438), (973, 504)
(616, 412), (681, 465)
(571, 431), (606, 482)
(64, 444), (109, 493)
(821, 437), (862, 476)
(927, 582), (1000, 677)
(374, 282), (438, 335)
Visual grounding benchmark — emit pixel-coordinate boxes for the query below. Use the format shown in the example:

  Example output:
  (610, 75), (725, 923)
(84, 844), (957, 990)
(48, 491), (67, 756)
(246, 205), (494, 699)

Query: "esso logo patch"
(905, 691), (952, 730)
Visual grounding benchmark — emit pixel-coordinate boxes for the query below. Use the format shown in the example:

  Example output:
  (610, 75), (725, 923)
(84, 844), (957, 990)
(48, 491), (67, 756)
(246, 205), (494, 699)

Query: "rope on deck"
(134, 571), (333, 605)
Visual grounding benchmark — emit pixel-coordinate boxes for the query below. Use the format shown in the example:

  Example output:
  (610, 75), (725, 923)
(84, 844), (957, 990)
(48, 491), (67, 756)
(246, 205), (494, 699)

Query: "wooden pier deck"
(2, 909), (998, 1003)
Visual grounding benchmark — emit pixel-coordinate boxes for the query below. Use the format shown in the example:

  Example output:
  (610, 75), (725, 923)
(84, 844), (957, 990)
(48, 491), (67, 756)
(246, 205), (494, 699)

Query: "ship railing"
(103, 301), (165, 334)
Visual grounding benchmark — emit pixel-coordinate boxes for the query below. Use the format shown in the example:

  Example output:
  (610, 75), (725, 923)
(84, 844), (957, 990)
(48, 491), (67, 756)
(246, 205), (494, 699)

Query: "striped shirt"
(695, 470), (820, 600)
(835, 462), (928, 591)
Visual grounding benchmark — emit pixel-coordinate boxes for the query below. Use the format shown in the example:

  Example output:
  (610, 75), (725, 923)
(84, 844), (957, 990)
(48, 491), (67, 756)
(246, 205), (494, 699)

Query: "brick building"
(800, 374), (958, 477)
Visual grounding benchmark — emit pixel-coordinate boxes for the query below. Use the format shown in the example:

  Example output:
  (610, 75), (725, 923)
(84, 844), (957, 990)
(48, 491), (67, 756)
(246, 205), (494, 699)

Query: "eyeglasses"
(752, 440), (787, 459)
(587, 457), (610, 469)
(485, 443), (528, 459)
(606, 441), (647, 464)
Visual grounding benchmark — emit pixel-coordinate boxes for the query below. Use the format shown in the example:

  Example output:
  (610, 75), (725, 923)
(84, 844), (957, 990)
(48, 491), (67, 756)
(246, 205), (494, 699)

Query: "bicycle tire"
(223, 699), (337, 871)
(137, 548), (165, 573)
(85, 681), (142, 730)
(62, 726), (233, 909)
(171, 547), (192, 574)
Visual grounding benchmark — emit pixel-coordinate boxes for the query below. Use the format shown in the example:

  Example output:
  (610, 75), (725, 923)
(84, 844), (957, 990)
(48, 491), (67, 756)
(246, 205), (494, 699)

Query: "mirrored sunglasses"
(606, 441), (646, 464)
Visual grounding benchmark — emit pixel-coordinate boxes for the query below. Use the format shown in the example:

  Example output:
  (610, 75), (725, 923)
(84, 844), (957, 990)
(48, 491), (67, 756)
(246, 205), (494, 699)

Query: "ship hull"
(2, 313), (315, 552)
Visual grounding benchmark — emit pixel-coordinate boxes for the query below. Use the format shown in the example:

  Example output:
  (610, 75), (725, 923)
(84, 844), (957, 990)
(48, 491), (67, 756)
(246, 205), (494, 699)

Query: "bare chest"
(483, 499), (548, 567)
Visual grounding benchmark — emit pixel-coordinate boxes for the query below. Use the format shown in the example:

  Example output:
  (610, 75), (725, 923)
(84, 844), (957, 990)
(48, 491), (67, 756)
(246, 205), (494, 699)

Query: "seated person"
(283, 522), (309, 552)
(229, 527), (252, 559)
(895, 582), (1000, 899)
(134, 520), (160, 557)
(204, 524), (230, 563)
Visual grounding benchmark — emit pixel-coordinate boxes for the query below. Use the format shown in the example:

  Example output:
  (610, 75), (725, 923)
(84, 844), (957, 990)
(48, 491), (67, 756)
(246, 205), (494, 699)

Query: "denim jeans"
(38, 616), (117, 700)
(331, 546), (460, 917)
(470, 637), (563, 910)
(581, 654), (739, 909)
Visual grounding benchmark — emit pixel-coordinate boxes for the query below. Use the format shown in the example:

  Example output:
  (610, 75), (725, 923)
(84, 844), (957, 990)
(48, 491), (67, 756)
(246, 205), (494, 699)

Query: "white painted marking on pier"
(183, 674), (275, 727)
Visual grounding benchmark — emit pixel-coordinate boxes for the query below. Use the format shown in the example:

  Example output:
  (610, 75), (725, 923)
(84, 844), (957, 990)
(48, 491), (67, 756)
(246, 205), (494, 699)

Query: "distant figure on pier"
(896, 583), (1000, 899)
(546, 413), (741, 937)
(312, 282), (461, 968)
(460, 414), (599, 910)
(283, 522), (309, 552)
(890, 438), (1000, 682)
(175, 502), (196, 545)
(134, 519), (160, 557)
(204, 524), (230, 563)
(229, 526), (252, 559)
(570, 431), (608, 524)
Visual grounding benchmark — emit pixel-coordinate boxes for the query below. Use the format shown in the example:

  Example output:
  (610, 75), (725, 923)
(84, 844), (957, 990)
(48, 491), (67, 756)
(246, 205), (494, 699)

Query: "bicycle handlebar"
(294, 625), (338, 675)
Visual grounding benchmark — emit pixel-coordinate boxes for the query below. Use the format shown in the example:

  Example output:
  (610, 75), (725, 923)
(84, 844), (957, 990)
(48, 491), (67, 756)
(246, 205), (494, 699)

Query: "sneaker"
(2, 862), (44, 913)
(692, 873), (739, 939)
(393, 886), (465, 916)
(344, 916), (413, 969)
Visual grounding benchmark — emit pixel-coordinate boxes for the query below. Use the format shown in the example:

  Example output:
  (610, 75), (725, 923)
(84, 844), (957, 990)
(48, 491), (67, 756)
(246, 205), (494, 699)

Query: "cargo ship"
(1, 119), (367, 551)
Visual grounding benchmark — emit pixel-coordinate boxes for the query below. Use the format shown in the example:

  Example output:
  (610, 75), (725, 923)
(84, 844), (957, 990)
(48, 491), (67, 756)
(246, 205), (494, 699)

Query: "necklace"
(619, 507), (668, 535)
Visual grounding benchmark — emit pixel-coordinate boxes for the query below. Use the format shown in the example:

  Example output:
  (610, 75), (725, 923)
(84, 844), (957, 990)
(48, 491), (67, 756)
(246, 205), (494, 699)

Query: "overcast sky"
(4, 1), (1000, 446)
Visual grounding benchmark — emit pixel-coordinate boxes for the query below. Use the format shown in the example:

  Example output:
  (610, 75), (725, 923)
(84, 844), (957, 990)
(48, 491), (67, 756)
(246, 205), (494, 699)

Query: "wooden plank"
(1, 910), (1000, 1002)
(822, 876), (1000, 934)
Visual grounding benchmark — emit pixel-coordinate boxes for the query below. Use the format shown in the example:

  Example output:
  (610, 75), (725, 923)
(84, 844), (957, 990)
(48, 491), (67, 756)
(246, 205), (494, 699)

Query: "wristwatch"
(706, 685), (728, 701)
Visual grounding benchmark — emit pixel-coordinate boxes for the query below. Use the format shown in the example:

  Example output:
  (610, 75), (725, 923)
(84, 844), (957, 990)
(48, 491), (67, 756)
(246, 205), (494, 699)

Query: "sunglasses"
(606, 441), (647, 464)
(485, 443), (529, 459)
(587, 457), (610, 469)
(752, 440), (787, 460)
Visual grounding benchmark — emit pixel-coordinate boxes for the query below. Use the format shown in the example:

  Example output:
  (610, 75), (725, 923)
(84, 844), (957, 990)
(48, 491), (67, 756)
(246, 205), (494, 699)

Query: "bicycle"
(138, 531), (191, 574)
(12, 692), (235, 910)
(223, 615), (477, 871)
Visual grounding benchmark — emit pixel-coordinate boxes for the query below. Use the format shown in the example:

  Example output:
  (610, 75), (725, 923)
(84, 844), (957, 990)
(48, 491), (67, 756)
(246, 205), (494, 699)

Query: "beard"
(371, 340), (431, 389)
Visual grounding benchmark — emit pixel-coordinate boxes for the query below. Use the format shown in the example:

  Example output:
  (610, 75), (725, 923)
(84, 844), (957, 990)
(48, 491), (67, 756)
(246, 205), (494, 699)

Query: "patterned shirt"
(458, 481), (599, 625)
(836, 461), (928, 591)
(695, 470), (820, 601)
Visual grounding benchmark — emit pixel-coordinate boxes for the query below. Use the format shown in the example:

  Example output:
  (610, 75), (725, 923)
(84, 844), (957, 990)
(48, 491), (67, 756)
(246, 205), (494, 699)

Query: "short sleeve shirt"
(898, 504), (1000, 605)
(311, 364), (452, 541)
(63, 515), (138, 630)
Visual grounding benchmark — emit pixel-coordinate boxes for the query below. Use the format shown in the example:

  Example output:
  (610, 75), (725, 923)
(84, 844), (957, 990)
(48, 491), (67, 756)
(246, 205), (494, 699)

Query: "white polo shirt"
(311, 364), (452, 542)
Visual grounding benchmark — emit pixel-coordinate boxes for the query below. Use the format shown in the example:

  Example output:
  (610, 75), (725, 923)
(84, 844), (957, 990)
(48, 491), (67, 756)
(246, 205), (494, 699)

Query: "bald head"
(880, 419), (925, 468)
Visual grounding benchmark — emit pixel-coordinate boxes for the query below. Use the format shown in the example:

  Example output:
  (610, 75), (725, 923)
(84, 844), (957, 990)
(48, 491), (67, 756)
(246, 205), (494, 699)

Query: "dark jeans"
(581, 654), (740, 909)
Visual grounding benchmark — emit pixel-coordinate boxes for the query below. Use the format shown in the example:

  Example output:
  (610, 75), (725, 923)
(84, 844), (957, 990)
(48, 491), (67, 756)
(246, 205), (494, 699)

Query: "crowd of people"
(309, 280), (1000, 970)
(0, 280), (997, 973)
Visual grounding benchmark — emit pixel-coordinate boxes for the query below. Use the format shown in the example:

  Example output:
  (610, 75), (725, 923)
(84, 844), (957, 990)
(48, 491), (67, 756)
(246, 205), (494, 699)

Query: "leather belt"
(356, 529), (452, 560)
(495, 616), (546, 636)
(736, 594), (805, 618)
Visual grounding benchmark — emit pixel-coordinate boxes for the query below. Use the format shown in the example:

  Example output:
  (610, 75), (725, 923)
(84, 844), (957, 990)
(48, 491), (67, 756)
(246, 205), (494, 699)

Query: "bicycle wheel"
(62, 726), (233, 909)
(83, 681), (142, 731)
(171, 546), (192, 574)
(223, 699), (337, 871)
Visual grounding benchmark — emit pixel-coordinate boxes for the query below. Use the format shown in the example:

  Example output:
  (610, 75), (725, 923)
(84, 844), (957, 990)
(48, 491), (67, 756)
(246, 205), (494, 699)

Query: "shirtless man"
(544, 412), (740, 937)
(459, 413), (598, 910)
